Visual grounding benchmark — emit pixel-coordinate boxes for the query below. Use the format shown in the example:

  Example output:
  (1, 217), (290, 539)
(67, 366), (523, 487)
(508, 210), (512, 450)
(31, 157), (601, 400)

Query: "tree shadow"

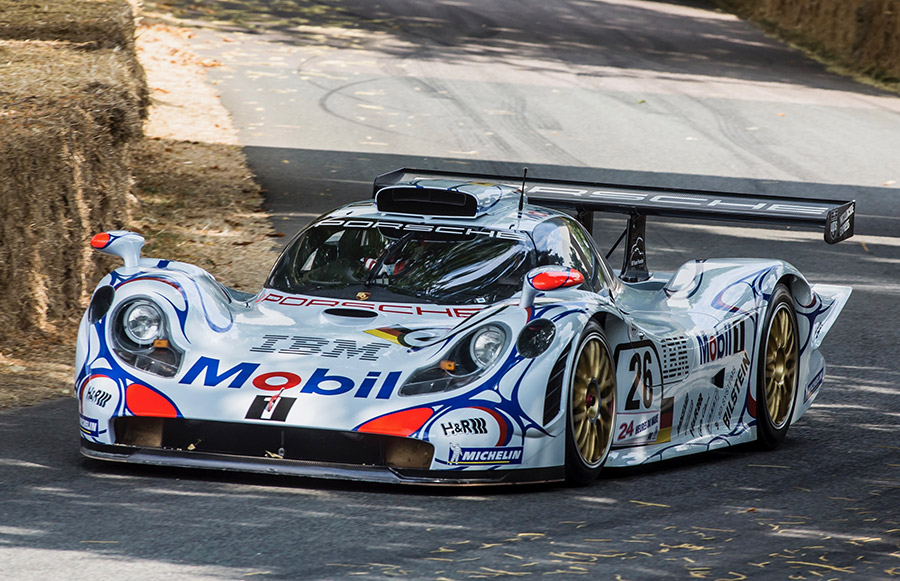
(2, 392), (897, 578)
(148, 0), (896, 97)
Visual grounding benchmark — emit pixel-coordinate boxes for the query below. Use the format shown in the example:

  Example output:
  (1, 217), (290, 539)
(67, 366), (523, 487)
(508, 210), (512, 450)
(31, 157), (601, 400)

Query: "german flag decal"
(365, 326), (413, 346)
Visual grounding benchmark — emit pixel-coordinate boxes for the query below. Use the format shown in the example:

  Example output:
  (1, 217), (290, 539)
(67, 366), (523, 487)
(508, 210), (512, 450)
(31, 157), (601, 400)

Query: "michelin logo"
(449, 446), (523, 465)
(80, 415), (100, 437)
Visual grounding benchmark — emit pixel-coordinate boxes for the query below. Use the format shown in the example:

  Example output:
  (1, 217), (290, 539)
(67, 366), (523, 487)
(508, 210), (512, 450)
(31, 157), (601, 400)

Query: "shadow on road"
(1, 386), (897, 578)
(152, 0), (895, 97)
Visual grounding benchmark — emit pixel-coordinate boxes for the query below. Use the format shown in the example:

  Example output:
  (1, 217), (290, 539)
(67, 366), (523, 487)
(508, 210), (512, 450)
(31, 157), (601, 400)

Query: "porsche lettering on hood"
(258, 292), (484, 318)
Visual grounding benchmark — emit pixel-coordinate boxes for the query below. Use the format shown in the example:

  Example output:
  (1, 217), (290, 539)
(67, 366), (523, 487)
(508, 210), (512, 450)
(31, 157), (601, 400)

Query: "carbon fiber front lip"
(80, 439), (564, 486)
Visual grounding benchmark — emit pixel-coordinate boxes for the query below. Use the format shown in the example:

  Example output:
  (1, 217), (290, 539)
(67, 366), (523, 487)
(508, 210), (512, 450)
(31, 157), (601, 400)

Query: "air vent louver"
(661, 336), (690, 383)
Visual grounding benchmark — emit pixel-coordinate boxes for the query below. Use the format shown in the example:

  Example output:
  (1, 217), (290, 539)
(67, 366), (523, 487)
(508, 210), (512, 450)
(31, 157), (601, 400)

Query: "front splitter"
(81, 439), (564, 486)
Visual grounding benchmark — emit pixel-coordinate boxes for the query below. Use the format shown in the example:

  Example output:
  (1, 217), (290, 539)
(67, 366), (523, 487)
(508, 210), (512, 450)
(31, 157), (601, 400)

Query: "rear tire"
(756, 284), (798, 450)
(565, 321), (616, 485)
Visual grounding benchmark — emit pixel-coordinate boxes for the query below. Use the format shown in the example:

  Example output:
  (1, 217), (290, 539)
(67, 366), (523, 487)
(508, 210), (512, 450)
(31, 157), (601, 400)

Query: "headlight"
(123, 301), (162, 345)
(470, 325), (505, 368)
(113, 299), (182, 377)
(400, 324), (509, 396)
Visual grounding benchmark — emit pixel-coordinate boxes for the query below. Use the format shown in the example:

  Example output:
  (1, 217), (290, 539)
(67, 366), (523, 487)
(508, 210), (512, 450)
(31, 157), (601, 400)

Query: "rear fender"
(666, 259), (843, 428)
(761, 272), (850, 422)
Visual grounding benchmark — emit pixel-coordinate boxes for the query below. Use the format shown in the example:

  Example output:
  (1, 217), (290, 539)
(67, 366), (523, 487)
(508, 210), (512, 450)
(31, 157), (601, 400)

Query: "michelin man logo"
(449, 442), (463, 465)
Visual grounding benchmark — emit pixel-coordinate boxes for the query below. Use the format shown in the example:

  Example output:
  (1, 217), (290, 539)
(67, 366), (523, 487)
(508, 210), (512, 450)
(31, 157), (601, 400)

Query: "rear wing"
(375, 168), (855, 281)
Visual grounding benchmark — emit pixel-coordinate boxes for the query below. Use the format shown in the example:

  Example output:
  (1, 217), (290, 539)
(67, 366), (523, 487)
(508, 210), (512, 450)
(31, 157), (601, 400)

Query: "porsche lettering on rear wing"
(524, 183), (855, 244)
(374, 168), (856, 281)
(375, 168), (855, 244)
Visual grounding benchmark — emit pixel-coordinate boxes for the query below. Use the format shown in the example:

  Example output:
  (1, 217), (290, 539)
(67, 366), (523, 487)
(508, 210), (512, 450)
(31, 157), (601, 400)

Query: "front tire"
(565, 322), (616, 485)
(756, 284), (798, 450)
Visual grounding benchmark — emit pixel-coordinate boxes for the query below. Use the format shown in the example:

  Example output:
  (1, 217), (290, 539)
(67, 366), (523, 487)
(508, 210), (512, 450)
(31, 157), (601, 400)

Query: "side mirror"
(90, 231), (146, 268)
(520, 266), (584, 311)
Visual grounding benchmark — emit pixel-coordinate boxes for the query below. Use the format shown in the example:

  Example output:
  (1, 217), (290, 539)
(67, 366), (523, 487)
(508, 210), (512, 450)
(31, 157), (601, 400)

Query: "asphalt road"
(2, 0), (899, 579)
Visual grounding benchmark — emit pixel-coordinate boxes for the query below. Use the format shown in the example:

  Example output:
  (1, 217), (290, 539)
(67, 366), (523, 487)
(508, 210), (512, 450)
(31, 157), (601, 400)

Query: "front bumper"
(80, 417), (564, 486)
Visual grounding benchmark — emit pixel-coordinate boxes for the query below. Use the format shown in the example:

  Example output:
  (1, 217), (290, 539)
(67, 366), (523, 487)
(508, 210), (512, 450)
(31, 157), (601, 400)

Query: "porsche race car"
(77, 169), (855, 485)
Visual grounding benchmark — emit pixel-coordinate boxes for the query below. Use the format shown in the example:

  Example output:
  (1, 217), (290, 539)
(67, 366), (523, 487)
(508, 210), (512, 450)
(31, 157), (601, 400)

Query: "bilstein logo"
(697, 319), (746, 365)
(722, 352), (751, 429)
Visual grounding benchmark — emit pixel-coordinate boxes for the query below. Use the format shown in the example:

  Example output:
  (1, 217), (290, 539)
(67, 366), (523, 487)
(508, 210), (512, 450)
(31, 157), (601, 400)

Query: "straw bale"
(1, 39), (145, 136)
(0, 40), (144, 336)
(0, 0), (137, 50)
(0, 0), (149, 116)
(1, 5), (277, 408)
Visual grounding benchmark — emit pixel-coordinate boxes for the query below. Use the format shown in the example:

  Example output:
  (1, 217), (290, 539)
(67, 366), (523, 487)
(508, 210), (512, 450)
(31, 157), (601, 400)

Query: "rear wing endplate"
(374, 168), (856, 281)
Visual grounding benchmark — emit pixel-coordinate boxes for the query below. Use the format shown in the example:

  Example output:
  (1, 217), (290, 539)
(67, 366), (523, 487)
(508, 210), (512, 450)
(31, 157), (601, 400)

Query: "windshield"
(266, 221), (536, 305)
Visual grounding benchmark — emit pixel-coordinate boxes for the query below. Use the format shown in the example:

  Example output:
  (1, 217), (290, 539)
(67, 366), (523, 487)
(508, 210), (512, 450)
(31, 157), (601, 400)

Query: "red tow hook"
(266, 388), (285, 412)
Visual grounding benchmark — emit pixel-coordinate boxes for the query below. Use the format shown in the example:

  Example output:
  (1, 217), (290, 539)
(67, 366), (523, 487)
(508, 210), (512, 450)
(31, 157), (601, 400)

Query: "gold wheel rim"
(571, 334), (615, 467)
(765, 304), (797, 428)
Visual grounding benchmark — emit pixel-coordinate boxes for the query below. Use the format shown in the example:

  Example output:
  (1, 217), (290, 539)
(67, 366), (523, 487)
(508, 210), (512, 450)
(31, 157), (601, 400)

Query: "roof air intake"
(376, 186), (478, 217)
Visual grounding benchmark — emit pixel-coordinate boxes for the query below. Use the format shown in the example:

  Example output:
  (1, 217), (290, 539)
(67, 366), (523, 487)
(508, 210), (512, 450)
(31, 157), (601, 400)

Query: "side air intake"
(542, 343), (571, 426)
(376, 186), (478, 217)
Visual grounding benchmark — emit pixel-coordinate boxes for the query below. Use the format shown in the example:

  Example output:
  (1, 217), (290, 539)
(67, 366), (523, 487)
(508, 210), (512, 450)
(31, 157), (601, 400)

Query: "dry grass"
(716, 0), (900, 90)
(0, 11), (277, 409)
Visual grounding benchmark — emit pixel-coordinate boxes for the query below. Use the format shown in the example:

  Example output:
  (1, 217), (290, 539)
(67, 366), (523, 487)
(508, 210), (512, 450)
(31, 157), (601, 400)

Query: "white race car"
(77, 169), (854, 485)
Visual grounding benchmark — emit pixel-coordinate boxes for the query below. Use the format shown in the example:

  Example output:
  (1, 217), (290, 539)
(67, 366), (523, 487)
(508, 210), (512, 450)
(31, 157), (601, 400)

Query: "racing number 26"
(626, 352), (653, 410)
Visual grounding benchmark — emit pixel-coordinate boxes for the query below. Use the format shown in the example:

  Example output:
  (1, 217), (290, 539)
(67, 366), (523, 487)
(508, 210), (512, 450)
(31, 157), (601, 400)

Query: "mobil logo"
(697, 318), (747, 365)
(178, 356), (401, 399)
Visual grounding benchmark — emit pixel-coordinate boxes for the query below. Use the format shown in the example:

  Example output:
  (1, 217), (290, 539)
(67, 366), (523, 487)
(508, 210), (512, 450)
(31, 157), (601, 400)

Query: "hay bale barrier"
(717, 0), (900, 85)
(0, 0), (148, 109)
(0, 0), (145, 341)
(0, 0), (138, 48)
(0, 0), (276, 409)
